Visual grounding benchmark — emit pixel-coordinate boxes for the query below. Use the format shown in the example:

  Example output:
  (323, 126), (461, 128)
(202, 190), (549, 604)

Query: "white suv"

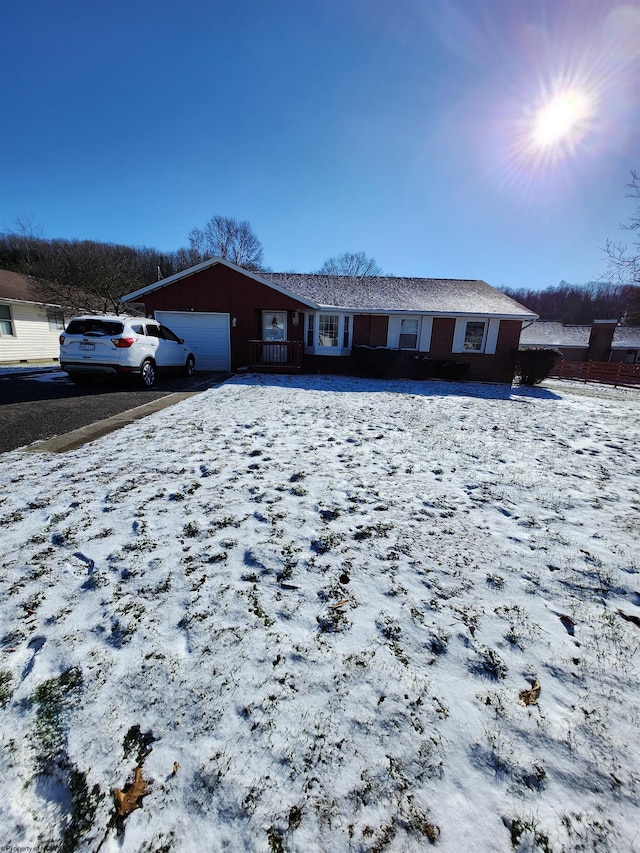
(59, 315), (196, 387)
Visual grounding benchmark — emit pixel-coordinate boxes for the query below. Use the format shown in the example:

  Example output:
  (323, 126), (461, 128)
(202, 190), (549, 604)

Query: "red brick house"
(121, 258), (536, 382)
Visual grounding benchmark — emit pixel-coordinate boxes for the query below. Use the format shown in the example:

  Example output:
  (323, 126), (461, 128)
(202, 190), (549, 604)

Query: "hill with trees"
(501, 281), (640, 325)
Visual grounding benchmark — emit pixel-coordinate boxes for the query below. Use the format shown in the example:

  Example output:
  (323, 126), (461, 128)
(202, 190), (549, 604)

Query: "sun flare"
(532, 90), (591, 151)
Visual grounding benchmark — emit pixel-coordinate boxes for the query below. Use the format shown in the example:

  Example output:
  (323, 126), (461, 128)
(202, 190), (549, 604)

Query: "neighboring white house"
(0, 269), (65, 364)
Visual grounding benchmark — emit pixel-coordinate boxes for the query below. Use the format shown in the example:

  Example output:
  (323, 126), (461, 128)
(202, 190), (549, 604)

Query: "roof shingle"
(0, 269), (56, 304)
(259, 272), (535, 317)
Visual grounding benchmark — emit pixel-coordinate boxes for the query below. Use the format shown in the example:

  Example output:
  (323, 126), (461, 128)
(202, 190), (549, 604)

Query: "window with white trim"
(305, 312), (353, 353)
(399, 317), (420, 349)
(463, 321), (487, 351)
(0, 305), (15, 336)
(452, 318), (500, 354)
(387, 315), (432, 351)
(343, 316), (350, 349)
(318, 314), (339, 347)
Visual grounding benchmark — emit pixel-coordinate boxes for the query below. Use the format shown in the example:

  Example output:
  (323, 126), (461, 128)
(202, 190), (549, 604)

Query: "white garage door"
(155, 311), (230, 371)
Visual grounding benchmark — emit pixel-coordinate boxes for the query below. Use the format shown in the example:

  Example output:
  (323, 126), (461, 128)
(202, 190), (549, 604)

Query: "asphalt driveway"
(0, 367), (229, 452)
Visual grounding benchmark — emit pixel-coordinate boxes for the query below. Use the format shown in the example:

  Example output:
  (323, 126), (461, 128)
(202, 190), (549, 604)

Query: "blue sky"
(1, 0), (639, 290)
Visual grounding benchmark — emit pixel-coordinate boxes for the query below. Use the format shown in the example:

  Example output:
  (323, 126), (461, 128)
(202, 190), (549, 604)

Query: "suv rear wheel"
(184, 354), (196, 377)
(139, 359), (156, 388)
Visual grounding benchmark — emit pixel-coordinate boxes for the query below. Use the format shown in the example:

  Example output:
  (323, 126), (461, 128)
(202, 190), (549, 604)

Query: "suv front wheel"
(139, 359), (156, 388)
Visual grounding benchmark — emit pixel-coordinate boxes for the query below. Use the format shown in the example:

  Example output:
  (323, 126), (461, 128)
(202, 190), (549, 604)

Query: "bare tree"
(187, 215), (264, 270)
(318, 251), (382, 276)
(605, 170), (640, 323)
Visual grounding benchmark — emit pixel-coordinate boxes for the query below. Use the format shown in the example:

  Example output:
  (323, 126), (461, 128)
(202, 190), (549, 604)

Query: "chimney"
(587, 320), (617, 361)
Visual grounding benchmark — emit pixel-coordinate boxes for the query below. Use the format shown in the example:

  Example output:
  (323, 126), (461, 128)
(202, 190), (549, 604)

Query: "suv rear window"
(66, 319), (124, 336)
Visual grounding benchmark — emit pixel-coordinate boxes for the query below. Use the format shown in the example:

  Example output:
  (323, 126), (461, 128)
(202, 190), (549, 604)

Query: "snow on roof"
(519, 322), (591, 348)
(612, 326), (640, 348)
(121, 257), (536, 318)
(521, 321), (640, 349)
(255, 272), (536, 317)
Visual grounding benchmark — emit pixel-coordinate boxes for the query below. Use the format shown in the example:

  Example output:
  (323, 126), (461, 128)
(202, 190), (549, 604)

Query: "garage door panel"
(155, 311), (230, 370)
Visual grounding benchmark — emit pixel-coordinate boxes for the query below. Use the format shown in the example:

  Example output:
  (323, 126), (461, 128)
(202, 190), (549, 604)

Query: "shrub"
(415, 357), (470, 381)
(435, 359), (470, 381)
(352, 346), (403, 377)
(517, 348), (561, 386)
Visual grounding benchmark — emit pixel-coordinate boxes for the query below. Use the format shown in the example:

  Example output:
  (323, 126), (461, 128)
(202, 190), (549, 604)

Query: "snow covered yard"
(1, 374), (639, 853)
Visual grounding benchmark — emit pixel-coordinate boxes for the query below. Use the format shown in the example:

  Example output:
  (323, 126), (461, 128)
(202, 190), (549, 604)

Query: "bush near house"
(415, 357), (471, 381)
(353, 346), (471, 381)
(517, 347), (562, 386)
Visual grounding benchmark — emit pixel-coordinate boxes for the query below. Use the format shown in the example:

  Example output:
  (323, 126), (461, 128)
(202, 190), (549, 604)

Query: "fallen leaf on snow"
(114, 766), (152, 817)
(519, 679), (541, 706)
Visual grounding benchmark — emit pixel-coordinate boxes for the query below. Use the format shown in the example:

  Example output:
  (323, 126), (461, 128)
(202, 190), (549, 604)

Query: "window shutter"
(452, 318), (466, 353)
(386, 316), (400, 348)
(485, 319), (500, 354)
(418, 317), (433, 351)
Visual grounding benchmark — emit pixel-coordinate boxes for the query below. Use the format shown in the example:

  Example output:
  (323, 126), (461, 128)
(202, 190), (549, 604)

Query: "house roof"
(519, 321), (640, 349)
(259, 272), (535, 317)
(122, 257), (537, 319)
(519, 322), (591, 348)
(612, 326), (640, 349)
(0, 268), (60, 306)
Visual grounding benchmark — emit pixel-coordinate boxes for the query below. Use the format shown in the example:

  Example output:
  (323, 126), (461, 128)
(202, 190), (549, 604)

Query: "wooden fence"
(550, 359), (640, 388)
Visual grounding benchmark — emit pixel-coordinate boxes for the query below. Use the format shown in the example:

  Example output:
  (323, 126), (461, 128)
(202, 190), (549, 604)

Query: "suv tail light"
(112, 337), (137, 348)
(59, 334), (66, 345)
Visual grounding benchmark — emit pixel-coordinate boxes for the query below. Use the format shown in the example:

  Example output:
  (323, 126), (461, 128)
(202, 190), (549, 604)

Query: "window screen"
(399, 318), (419, 349)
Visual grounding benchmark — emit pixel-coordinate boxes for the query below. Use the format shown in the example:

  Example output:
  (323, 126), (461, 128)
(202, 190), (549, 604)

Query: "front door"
(262, 311), (287, 363)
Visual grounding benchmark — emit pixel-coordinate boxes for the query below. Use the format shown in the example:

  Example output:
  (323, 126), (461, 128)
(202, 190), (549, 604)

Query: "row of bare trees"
(0, 215), (386, 314)
(501, 281), (639, 325)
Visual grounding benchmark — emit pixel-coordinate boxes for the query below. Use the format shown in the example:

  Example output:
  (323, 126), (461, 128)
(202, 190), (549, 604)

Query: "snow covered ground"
(1, 374), (639, 853)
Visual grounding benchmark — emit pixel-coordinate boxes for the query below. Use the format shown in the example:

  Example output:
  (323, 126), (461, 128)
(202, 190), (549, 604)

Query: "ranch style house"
(121, 257), (537, 383)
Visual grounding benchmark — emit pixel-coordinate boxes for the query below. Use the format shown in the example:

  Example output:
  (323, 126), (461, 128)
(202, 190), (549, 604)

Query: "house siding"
(353, 315), (389, 347)
(351, 316), (521, 382)
(429, 317), (456, 356)
(445, 319), (521, 382)
(136, 265), (308, 369)
(0, 302), (61, 363)
(128, 264), (526, 383)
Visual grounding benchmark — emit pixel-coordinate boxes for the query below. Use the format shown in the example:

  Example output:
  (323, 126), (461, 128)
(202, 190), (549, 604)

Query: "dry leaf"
(519, 679), (541, 706)
(113, 766), (151, 817)
(171, 761), (180, 777)
(330, 599), (350, 610)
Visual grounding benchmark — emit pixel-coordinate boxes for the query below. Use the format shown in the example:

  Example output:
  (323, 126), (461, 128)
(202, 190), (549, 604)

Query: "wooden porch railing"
(550, 359), (640, 388)
(250, 340), (304, 373)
